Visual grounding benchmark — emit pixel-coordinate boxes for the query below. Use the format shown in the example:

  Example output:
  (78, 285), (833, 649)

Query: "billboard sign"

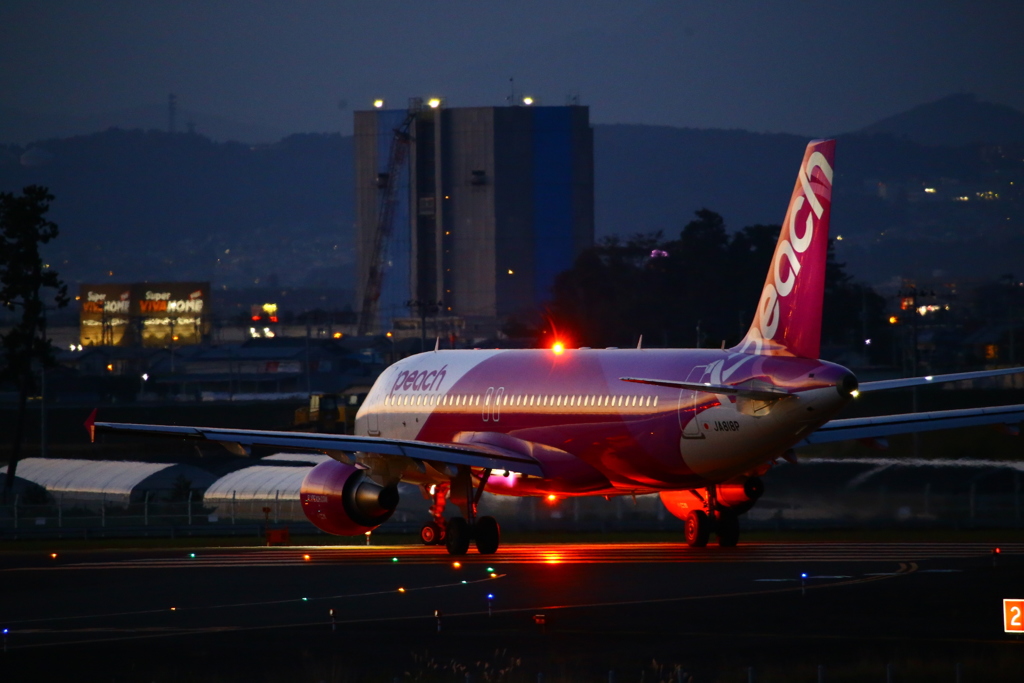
(79, 284), (133, 346)
(79, 282), (210, 347)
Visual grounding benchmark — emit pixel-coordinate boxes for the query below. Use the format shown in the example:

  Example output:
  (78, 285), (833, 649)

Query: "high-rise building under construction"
(354, 101), (593, 338)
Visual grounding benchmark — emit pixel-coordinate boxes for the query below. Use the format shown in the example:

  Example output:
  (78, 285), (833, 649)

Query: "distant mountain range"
(0, 103), (287, 146)
(0, 94), (1021, 306)
(5, 93), (1022, 148)
(856, 94), (1024, 146)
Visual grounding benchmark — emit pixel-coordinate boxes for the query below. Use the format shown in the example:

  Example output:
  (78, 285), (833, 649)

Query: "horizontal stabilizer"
(857, 367), (1024, 393)
(802, 404), (1024, 445)
(620, 376), (790, 401)
(94, 422), (545, 477)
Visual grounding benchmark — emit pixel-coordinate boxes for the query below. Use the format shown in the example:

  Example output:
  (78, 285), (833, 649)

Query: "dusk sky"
(2, 1), (1022, 139)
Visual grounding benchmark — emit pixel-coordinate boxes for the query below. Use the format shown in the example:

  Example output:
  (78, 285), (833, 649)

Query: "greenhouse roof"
(204, 466), (309, 502)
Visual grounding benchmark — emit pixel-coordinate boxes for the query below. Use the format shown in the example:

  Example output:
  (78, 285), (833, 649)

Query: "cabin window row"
(383, 393), (658, 408)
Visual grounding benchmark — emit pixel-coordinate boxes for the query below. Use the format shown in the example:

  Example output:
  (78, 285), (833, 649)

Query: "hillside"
(0, 130), (355, 294)
(857, 93), (1024, 146)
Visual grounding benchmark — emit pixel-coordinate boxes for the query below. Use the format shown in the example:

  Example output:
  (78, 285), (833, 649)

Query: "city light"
(428, 98), (442, 109)
(373, 99), (385, 109)
(522, 96), (534, 106)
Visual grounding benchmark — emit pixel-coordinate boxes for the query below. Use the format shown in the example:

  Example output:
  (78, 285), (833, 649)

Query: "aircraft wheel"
(474, 516), (500, 554)
(420, 521), (444, 545)
(445, 517), (471, 555)
(684, 510), (710, 547)
(716, 511), (740, 547)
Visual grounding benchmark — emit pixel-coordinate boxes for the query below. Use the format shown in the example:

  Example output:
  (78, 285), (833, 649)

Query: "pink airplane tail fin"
(734, 139), (835, 359)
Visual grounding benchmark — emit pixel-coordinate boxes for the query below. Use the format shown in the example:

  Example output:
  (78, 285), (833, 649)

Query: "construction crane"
(357, 109), (417, 336)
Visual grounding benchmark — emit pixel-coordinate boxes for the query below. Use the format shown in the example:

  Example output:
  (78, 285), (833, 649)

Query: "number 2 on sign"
(1003, 599), (1024, 633)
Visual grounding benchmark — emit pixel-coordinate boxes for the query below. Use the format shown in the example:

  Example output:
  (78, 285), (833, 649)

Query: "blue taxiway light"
(487, 594), (494, 600)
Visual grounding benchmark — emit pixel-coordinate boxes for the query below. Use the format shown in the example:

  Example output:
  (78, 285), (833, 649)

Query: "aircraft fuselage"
(355, 347), (855, 496)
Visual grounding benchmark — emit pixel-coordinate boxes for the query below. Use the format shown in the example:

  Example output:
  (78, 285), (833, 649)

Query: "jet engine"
(660, 476), (764, 520)
(300, 460), (399, 535)
(715, 476), (764, 514)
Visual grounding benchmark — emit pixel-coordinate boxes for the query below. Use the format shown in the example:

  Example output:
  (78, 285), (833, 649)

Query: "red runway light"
(303, 554), (311, 561)
(50, 553), (58, 559)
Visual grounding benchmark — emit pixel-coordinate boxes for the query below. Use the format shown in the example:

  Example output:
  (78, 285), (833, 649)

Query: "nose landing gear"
(419, 482), (449, 545)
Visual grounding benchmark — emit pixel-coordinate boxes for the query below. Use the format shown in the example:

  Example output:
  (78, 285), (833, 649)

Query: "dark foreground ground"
(1, 539), (1023, 682)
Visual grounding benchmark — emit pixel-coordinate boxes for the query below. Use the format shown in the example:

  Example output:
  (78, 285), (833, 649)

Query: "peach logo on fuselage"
(390, 365), (448, 395)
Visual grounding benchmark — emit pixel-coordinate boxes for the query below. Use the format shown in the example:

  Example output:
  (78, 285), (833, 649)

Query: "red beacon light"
(552, 342), (565, 355)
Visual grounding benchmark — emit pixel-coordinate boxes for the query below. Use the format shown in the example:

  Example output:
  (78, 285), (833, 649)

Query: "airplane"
(97, 139), (1024, 555)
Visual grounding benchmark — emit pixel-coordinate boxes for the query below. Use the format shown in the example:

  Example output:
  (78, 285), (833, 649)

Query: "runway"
(10, 540), (1022, 570)
(2, 541), (1022, 680)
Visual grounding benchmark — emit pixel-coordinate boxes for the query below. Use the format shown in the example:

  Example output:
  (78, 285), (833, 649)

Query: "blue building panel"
(531, 108), (576, 306)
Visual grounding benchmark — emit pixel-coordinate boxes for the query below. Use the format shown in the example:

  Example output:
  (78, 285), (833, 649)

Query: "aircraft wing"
(857, 366), (1024, 393)
(801, 404), (1024, 445)
(93, 422), (546, 477)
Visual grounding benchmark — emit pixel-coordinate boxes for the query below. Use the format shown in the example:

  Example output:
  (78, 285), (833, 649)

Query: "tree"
(546, 209), (887, 355)
(0, 186), (69, 502)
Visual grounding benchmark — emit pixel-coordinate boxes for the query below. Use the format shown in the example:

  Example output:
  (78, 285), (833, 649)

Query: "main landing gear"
(683, 485), (739, 548)
(419, 468), (500, 555)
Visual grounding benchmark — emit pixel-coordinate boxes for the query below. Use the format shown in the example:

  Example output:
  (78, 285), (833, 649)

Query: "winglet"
(434, 337), (440, 352)
(637, 335), (643, 350)
(84, 408), (98, 443)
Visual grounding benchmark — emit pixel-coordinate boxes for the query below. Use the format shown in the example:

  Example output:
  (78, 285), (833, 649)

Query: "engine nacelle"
(660, 476), (764, 520)
(715, 476), (764, 514)
(300, 460), (399, 535)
